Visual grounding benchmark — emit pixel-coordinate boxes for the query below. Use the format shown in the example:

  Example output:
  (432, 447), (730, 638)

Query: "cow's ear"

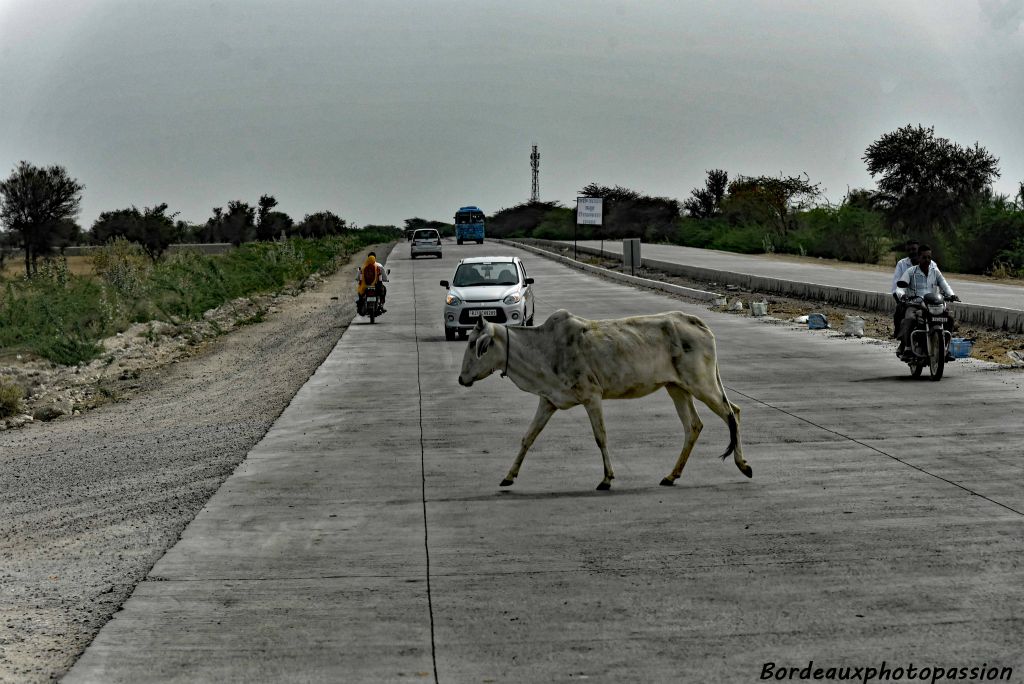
(476, 333), (491, 358)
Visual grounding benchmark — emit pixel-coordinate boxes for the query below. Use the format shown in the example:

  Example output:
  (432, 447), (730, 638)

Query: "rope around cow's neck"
(501, 324), (510, 378)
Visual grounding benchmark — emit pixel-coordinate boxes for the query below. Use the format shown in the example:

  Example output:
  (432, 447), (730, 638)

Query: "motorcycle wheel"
(369, 306), (376, 324)
(910, 362), (924, 378)
(928, 329), (944, 381)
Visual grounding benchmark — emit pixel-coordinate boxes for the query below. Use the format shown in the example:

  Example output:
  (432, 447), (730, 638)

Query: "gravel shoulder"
(0, 246), (388, 682)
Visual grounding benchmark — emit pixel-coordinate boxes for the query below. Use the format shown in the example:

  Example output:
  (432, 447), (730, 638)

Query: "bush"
(92, 238), (151, 294)
(0, 378), (23, 418)
(790, 205), (887, 263)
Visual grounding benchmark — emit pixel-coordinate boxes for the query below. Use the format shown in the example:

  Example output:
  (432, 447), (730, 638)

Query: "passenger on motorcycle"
(894, 246), (959, 356)
(356, 252), (388, 312)
(890, 239), (921, 339)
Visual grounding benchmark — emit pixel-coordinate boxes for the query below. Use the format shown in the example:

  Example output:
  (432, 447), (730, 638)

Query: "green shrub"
(0, 378), (23, 418)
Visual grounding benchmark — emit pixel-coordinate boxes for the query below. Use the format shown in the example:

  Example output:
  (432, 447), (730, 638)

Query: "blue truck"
(454, 206), (485, 244)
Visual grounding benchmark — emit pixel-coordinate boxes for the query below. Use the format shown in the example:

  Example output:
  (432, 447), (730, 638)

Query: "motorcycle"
(895, 280), (959, 381)
(356, 267), (389, 323)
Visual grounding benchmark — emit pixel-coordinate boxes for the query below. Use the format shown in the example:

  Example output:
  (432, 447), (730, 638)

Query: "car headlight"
(446, 294), (461, 306)
(503, 293), (522, 305)
(927, 304), (946, 315)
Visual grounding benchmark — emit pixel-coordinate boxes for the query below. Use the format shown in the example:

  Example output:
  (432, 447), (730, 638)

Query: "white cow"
(458, 310), (751, 490)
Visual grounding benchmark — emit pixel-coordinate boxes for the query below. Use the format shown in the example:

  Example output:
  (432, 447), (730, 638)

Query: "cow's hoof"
(659, 477), (675, 486)
(500, 478), (514, 487)
(740, 464), (753, 478)
(596, 481), (611, 491)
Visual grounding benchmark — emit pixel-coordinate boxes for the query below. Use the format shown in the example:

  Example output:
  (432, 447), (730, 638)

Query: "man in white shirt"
(890, 240), (919, 338)
(894, 245), (959, 355)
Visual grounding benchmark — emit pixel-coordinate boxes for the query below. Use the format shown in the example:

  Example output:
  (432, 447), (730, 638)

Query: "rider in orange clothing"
(356, 252), (388, 312)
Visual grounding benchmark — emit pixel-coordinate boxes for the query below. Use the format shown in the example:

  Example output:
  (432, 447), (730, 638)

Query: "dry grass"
(1, 256), (95, 279)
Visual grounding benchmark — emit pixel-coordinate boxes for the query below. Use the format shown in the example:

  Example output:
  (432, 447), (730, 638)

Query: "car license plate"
(473, 309), (497, 317)
(932, 316), (947, 322)
(366, 297), (377, 303)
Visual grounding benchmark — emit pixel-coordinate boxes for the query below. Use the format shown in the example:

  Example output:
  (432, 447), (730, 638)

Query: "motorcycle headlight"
(927, 304), (946, 315)
(503, 293), (522, 305)
(446, 294), (461, 306)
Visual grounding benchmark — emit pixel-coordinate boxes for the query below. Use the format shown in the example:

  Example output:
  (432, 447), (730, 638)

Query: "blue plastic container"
(949, 338), (973, 359)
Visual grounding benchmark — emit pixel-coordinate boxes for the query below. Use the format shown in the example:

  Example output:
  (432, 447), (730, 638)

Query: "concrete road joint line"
(728, 387), (1024, 517)
(412, 255), (441, 683)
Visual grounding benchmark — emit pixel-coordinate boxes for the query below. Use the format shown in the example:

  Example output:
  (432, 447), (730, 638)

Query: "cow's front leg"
(501, 397), (557, 486)
(582, 399), (614, 490)
(661, 385), (703, 486)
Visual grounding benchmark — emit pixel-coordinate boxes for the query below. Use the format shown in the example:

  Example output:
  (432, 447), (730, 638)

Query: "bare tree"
(0, 161), (84, 275)
(725, 172), (821, 235)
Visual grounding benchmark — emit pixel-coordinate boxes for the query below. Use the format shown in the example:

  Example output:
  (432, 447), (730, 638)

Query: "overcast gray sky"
(2, 0), (1023, 229)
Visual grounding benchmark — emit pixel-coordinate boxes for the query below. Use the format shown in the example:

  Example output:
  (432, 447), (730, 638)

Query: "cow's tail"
(719, 412), (738, 461)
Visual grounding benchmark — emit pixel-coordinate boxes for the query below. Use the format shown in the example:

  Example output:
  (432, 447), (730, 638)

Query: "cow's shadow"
(430, 481), (750, 504)
(848, 374), (941, 383)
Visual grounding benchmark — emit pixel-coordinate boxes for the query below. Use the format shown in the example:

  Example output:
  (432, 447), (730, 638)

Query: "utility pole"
(530, 144), (540, 203)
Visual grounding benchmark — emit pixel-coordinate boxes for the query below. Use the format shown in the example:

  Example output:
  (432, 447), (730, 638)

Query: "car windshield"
(453, 263), (518, 287)
(414, 230), (437, 240)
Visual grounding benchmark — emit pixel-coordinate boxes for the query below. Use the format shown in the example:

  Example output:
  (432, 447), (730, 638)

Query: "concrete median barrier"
(508, 238), (1024, 333)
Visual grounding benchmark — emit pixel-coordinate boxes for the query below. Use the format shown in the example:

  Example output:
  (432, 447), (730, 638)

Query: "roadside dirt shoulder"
(577, 255), (1024, 365)
(0, 246), (387, 682)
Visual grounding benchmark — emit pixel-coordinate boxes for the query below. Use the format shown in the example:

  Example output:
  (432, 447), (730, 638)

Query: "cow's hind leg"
(660, 384), (703, 486)
(726, 401), (751, 478)
(582, 399), (614, 490)
(501, 397), (557, 486)
(692, 376), (751, 479)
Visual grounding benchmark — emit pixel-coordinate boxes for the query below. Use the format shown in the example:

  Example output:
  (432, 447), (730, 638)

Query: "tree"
(295, 211), (347, 238)
(577, 183), (680, 241)
(862, 124), (1000, 238)
(221, 200), (256, 246)
(0, 161), (85, 275)
(199, 206), (225, 243)
(255, 194), (281, 241)
(91, 208), (138, 245)
(486, 202), (562, 238)
(259, 211), (294, 241)
(724, 173), (821, 235)
(683, 169), (729, 218)
(90, 204), (182, 261)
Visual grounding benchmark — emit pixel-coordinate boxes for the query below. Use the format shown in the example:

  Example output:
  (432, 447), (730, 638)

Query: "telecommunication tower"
(530, 144), (540, 203)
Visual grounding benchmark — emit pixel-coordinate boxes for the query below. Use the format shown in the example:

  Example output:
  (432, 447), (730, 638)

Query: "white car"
(440, 256), (535, 340)
(410, 228), (442, 258)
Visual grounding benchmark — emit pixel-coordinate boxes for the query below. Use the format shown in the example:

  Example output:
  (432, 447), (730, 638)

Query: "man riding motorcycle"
(356, 252), (388, 314)
(894, 245), (959, 357)
(890, 239), (920, 339)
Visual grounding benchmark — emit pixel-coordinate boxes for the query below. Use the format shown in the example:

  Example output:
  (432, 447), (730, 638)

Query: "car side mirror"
(440, 280), (449, 288)
(896, 280), (909, 288)
(525, 278), (534, 285)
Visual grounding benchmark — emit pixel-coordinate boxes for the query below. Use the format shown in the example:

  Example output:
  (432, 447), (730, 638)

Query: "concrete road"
(566, 240), (1024, 311)
(66, 241), (1024, 683)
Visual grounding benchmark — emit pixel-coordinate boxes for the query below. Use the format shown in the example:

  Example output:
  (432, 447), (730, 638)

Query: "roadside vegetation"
(487, 124), (1024, 278)
(0, 160), (407, 378)
(0, 230), (399, 371)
